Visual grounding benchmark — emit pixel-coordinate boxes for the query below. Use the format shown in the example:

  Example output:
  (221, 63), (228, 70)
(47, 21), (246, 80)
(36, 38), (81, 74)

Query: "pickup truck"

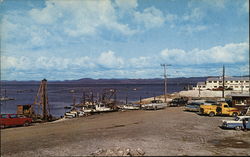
(0, 114), (32, 129)
(199, 102), (241, 117)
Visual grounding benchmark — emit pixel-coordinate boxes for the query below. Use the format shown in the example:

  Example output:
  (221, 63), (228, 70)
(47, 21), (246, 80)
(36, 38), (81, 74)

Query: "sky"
(0, 0), (249, 81)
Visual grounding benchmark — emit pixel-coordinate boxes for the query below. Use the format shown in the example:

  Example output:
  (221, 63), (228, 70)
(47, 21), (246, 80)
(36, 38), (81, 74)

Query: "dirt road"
(1, 107), (250, 156)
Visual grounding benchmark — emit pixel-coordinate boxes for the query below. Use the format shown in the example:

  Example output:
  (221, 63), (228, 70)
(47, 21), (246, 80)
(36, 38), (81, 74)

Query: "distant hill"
(1, 77), (208, 85)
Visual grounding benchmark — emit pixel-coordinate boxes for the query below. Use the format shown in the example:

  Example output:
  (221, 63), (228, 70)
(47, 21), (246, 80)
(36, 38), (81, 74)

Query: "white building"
(194, 77), (250, 91)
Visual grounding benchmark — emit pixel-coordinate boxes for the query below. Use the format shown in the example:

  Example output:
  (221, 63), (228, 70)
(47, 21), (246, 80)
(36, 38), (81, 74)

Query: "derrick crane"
(33, 79), (51, 121)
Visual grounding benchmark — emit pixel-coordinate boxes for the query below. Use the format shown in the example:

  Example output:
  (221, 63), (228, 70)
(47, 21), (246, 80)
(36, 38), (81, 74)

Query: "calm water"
(0, 83), (193, 117)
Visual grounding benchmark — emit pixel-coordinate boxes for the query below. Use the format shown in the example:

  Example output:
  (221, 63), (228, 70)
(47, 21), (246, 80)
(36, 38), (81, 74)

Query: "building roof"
(207, 77), (250, 81)
(197, 82), (206, 85)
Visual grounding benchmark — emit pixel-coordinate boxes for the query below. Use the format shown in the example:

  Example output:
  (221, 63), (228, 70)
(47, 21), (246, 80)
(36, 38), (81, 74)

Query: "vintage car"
(184, 102), (204, 112)
(64, 110), (84, 118)
(169, 97), (188, 107)
(222, 116), (250, 130)
(199, 102), (241, 117)
(0, 114), (32, 129)
(141, 100), (167, 110)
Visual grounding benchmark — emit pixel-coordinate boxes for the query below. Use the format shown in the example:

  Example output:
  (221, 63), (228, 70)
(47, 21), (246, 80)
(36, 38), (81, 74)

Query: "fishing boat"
(0, 97), (15, 101)
(82, 103), (114, 113)
(0, 89), (15, 101)
(95, 103), (113, 112)
(82, 105), (96, 113)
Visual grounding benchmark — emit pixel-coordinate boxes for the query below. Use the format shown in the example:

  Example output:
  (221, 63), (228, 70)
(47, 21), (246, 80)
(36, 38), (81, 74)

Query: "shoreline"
(138, 89), (250, 104)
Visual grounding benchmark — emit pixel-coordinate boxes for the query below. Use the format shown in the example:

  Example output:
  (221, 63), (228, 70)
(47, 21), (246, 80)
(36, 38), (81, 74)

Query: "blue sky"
(0, 0), (249, 80)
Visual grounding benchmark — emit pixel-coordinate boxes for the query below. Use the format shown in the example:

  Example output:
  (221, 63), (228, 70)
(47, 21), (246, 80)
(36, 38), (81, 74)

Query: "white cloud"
(2, 41), (248, 75)
(129, 56), (153, 68)
(160, 42), (249, 65)
(133, 7), (165, 29)
(28, 0), (137, 36)
(183, 8), (204, 22)
(29, 1), (60, 24)
(165, 13), (178, 22)
(97, 51), (124, 68)
(179, 24), (207, 34)
(243, 0), (249, 12)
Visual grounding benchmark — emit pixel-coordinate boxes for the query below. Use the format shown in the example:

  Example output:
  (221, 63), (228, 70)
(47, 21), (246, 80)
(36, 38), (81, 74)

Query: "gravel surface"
(1, 107), (250, 156)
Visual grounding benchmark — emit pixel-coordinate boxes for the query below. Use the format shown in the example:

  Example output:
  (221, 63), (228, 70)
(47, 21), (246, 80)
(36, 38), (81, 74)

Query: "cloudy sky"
(0, 0), (249, 80)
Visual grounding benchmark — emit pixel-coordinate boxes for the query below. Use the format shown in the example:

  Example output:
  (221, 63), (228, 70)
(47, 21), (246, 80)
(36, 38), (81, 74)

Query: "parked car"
(184, 102), (204, 112)
(0, 114), (32, 129)
(141, 100), (167, 110)
(64, 110), (85, 118)
(169, 97), (188, 107)
(203, 100), (217, 105)
(221, 116), (250, 130)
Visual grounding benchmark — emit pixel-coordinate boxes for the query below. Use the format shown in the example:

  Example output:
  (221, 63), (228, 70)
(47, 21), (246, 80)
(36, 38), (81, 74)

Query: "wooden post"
(41, 79), (48, 120)
(222, 65), (225, 98)
(198, 86), (201, 97)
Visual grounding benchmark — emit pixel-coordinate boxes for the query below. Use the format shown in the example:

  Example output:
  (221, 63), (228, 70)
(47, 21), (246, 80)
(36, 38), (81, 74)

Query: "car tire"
(232, 112), (238, 117)
(0, 124), (5, 129)
(209, 112), (215, 117)
(235, 126), (242, 131)
(23, 121), (30, 127)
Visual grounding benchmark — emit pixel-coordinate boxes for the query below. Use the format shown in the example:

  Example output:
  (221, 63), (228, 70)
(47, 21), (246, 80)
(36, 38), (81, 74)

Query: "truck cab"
(199, 102), (241, 117)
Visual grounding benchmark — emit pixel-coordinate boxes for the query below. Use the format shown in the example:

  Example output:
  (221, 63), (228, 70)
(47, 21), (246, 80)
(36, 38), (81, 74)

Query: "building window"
(214, 86), (217, 88)
(235, 86), (238, 88)
(235, 81), (239, 83)
(246, 81), (249, 83)
(203, 86), (206, 88)
(219, 81), (222, 83)
(240, 81), (244, 83)
(230, 86), (233, 88)
(246, 86), (249, 88)
(230, 81), (233, 83)
(208, 81), (212, 83)
(214, 81), (217, 83)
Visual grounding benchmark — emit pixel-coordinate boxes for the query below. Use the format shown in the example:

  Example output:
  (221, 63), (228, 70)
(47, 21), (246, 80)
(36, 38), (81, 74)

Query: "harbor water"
(0, 83), (194, 117)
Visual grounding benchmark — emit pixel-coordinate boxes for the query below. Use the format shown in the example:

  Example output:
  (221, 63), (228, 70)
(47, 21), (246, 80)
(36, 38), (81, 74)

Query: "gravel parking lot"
(1, 107), (250, 156)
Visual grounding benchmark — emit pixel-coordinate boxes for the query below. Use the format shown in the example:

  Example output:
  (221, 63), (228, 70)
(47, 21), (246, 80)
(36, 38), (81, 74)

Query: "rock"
(105, 149), (115, 156)
(117, 150), (124, 156)
(91, 148), (104, 156)
(136, 148), (145, 156)
(90, 147), (145, 156)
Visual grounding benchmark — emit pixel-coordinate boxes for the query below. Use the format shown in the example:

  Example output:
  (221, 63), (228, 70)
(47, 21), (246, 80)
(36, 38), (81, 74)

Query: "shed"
(231, 94), (250, 106)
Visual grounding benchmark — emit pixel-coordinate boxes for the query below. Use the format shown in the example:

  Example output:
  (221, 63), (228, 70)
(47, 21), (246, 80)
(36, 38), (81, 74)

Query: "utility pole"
(222, 65), (225, 98)
(41, 79), (49, 121)
(198, 86), (201, 97)
(161, 64), (171, 103)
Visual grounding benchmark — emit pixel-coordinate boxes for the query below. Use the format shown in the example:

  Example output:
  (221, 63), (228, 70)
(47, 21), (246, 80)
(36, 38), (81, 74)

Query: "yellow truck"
(199, 102), (241, 117)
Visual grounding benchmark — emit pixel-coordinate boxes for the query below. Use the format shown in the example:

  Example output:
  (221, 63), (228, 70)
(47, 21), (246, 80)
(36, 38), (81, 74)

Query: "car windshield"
(10, 114), (17, 118)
